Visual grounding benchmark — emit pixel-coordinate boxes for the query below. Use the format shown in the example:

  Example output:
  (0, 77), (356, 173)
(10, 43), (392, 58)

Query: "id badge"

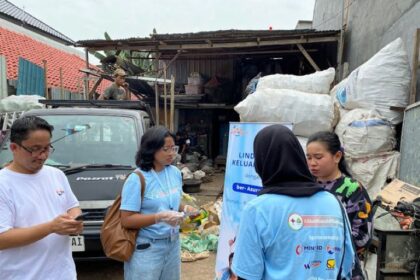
(170, 228), (177, 242)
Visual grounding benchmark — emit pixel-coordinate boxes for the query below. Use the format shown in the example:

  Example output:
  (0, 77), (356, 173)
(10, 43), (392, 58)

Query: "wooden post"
(89, 77), (103, 100)
(154, 53), (160, 125)
(170, 75), (175, 131)
(410, 28), (420, 105)
(337, 0), (350, 81)
(163, 63), (168, 127)
(84, 48), (90, 100)
(42, 60), (49, 99)
(59, 67), (64, 99)
(297, 44), (320, 71)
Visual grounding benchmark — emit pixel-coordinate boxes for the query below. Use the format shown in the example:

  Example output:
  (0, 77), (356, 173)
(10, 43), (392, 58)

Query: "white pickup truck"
(0, 100), (153, 259)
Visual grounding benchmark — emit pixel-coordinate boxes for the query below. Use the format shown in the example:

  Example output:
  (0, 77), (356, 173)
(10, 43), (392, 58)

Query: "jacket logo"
(304, 261), (322, 269)
(288, 213), (303, 230)
(326, 259), (336, 270)
(296, 245), (323, 255)
(326, 245), (341, 254)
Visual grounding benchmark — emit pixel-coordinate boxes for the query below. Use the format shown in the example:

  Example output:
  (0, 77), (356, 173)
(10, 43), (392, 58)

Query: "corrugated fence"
(166, 58), (235, 85)
(16, 57), (45, 96)
(399, 101), (420, 186)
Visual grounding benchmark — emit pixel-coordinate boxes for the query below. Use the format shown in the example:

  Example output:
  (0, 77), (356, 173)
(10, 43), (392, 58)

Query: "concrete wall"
(295, 20), (313, 30)
(312, 0), (420, 100)
(312, 0), (342, 31)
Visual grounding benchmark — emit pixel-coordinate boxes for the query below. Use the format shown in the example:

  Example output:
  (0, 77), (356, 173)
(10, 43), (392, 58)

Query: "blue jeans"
(124, 235), (180, 280)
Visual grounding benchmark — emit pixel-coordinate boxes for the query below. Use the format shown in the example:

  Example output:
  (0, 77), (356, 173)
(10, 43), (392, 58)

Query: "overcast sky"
(10, 0), (315, 41)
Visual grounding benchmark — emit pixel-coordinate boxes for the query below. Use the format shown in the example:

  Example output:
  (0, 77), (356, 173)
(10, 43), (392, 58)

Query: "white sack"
(330, 78), (351, 121)
(256, 67), (335, 94)
(297, 137), (308, 154)
(335, 109), (396, 157)
(234, 88), (335, 137)
(181, 167), (194, 180)
(193, 170), (206, 180)
(0, 95), (45, 112)
(336, 38), (410, 124)
(347, 151), (400, 199)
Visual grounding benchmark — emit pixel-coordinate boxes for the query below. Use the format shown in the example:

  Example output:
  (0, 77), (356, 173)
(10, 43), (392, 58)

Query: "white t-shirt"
(0, 166), (79, 280)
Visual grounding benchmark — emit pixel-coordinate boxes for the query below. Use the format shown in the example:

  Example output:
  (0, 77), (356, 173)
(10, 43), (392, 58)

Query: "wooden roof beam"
(158, 48), (318, 59)
(297, 43), (320, 71)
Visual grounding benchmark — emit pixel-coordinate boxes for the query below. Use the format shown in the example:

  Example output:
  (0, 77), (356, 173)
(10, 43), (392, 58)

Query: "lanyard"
(151, 167), (174, 210)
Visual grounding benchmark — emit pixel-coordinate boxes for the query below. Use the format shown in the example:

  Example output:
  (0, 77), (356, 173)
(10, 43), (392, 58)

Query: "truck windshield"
(0, 115), (138, 167)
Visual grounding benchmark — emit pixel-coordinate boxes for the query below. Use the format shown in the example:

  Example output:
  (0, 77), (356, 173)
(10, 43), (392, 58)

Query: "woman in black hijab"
(254, 125), (323, 197)
(231, 125), (355, 280)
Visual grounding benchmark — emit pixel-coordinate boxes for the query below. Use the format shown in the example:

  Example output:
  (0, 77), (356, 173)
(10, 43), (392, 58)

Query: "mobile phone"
(74, 212), (90, 221)
(136, 243), (151, 250)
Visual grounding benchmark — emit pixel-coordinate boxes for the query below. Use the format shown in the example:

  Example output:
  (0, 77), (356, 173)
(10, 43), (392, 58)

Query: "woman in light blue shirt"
(232, 125), (355, 280)
(120, 126), (196, 280)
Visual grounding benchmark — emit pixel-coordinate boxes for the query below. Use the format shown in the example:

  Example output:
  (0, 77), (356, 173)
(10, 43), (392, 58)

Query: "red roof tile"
(0, 27), (111, 94)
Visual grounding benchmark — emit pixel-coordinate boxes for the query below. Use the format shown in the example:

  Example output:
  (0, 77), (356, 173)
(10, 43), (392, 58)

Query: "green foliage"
(88, 32), (153, 73)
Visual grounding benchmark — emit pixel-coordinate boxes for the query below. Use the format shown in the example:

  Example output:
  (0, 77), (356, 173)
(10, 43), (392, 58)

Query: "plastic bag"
(235, 88), (335, 137)
(256, 67), (335, 94)
(347, 151), (400, 198)
(336, 38), (410, 124)
(181, 232), (218, 253)
(244, 72), (261, 96)
(335, 109), (396, 157)
(0, 95), (45, 112)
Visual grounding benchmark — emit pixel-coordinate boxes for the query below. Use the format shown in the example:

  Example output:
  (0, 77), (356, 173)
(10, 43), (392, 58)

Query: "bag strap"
(132, 170), (146, 201)
(335, 196), (347, 280)
(335, 195), (364, 280)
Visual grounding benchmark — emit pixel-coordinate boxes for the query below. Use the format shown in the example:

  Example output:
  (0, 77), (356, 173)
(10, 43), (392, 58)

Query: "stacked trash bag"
(235, 38), (411, 200)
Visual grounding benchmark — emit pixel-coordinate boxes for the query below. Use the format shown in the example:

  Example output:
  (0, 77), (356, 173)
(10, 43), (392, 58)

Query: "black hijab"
(254, 124), (323, 197)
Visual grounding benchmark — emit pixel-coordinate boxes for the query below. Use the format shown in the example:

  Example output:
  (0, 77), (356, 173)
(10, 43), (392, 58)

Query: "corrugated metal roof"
(150, 29), (338, 40)
(79, 29), (340, 43)
(76, 29), (340, 54)
(0, 0), (74, 45)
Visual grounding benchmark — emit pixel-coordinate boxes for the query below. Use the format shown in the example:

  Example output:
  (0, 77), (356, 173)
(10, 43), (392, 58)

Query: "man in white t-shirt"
(0, 116), (83, 280)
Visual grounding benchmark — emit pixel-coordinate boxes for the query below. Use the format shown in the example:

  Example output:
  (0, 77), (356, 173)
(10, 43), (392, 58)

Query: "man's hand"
(0, 213), (83, 250)
(50, 214), (83, 235)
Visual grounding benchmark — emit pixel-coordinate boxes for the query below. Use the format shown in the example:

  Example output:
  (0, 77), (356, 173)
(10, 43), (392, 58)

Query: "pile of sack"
(235, 66), (337, 153)
(235, 67), (337, 138)
(333, 38), (410, 198)
(234, 38), (411, 199)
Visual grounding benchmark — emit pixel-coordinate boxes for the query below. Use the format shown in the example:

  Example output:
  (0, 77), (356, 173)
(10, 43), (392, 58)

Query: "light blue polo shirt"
(232, 191), (355, 280)
(120, 165), (182, 240)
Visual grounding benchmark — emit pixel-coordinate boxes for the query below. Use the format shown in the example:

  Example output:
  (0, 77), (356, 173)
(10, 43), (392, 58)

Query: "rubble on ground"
(180, 196), (223, 262)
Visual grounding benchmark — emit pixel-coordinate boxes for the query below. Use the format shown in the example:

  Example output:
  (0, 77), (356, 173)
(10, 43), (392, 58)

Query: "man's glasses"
(161, 145), (179, 154)
(18, 143), (55, 156)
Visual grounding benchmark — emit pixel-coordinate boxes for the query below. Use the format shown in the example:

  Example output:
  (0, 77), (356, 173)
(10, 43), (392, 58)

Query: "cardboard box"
(379, 179), (420, 206)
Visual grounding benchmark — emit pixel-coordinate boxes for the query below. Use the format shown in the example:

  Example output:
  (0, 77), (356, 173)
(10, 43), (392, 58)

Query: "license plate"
(71, 235), (85, 252)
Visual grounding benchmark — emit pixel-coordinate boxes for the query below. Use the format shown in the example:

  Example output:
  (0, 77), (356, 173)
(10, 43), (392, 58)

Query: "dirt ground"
(76, 172), (225, 280)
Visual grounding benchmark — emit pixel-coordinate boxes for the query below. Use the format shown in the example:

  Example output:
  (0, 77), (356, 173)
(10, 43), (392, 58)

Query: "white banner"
(215, 122), (292, 278)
